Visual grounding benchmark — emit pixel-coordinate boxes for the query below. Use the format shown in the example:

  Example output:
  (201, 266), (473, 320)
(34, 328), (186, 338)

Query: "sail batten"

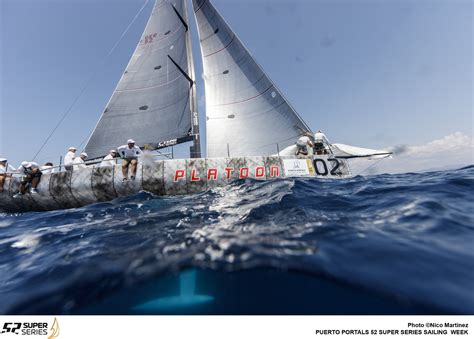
(193, 0), (312, 158)
(85, 0), (197, 159)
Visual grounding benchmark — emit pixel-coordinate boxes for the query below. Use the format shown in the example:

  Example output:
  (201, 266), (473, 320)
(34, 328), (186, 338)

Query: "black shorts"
(314, 142), (324, 150)
(30, 171), (42, 179)
(22, 171), (42, 184)
(296, 144), (308, 154)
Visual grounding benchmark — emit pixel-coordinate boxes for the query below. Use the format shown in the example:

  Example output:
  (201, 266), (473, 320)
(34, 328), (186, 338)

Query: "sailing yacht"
(0, 0), (391, 213)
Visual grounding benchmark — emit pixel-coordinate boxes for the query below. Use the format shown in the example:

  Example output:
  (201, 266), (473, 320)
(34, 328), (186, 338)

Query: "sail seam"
(120, 69), (188, 85)
(116, 75), (184, 92)
(204, 35), (236, 57)
(211, 85), (273, 107)
(205, 52), (248, 77)
(208, 100), (286, 120)
(103, 93), (190, 116)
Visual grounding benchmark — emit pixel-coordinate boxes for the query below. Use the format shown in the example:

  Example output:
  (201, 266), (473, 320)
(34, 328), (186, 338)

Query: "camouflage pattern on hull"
(92, 167), (117, 201)
(0, 156), (351, 213)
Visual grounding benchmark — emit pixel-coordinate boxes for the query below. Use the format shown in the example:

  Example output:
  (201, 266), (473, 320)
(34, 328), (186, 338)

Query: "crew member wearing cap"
(0, 158), (16, 193)
(100, 150), (118, 167)
(64, 147), (77, 171)
(16, 161), (29, 175)
(73, 152), (88, 169)
(41, 162), (55, 174)
(117, 139), (142, 181)
(13, 162), (42, 197)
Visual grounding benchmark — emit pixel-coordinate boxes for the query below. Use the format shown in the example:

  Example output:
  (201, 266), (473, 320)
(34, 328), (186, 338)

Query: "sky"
(0, 0), (472, 172)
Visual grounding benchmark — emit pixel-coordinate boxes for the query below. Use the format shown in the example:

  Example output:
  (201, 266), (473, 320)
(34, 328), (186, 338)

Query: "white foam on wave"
(11, 234), (40, 249)
(0, 220), (12, 228)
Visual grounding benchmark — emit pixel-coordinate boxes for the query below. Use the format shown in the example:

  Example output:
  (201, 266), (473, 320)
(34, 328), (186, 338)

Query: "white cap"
(80, 152), (88, 158)
(127, 139), (135, 144)
(0, 158), (7, 162)
(25, 162), (38, 168)
(110, 149), (117, 153)
(68, 146), (77, 151)
(21, 161), (29, 166)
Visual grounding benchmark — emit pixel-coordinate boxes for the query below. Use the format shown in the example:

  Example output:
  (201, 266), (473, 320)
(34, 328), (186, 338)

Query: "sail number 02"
(313, 158), (341, 176)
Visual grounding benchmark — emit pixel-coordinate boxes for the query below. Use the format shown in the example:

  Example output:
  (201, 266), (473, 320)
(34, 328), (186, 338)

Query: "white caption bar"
(0, 316), (471, 339)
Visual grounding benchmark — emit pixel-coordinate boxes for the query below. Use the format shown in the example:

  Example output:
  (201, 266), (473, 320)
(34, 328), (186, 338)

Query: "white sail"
(193, 0), (312, 158)
(85, 0), (197, 159)
(332, 143), (392, 159)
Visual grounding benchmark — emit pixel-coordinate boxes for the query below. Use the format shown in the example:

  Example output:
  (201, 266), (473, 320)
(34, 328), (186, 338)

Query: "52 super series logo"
(0, 318), (59, 338)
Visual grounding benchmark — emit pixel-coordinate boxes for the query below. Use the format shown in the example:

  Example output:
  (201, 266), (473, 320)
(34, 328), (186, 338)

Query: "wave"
(0, 167), (473, 314)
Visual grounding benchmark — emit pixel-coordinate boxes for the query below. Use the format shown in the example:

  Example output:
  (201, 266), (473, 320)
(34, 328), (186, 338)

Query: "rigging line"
(355, 155), (391, 176)
(32, 0), (150, 161)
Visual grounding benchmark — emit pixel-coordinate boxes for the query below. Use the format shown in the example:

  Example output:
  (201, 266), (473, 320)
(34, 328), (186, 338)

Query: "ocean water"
(0, 166), (473, 315)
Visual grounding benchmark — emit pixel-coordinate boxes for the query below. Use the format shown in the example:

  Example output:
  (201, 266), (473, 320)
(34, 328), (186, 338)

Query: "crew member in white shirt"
(0, 158), (16, 193)
(16, 161), (29, 175)
(117, 139), (142, 181)
(295, 133), (314, 156)
(41, 162), (56, 174)
(100, 150), (118, 167)
(64, 147), (77, 171)
(314, 130), (330, 155)
(73, 152), (88, 169)
(13, 162), (42, 197)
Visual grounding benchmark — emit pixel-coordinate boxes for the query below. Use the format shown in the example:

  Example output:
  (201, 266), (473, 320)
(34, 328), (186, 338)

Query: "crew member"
(41, 162), (55, 174)
(64, 147), (77, 171)
(13, 162), (42, 197)
(117, 139), (142, 181)
(100, 150), (118, 167)
(314, 130), (330, 155)
(73, 152), (88, 169)
(0, 158), (15, 193)
(295, 133), (314, 157)
(16, 161), (29, 175)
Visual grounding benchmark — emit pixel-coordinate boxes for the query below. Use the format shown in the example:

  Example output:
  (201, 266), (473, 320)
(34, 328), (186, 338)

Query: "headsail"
(193, 0), (312, 158)
(332, 144), (392, 159)
(85, 0), (199, 159)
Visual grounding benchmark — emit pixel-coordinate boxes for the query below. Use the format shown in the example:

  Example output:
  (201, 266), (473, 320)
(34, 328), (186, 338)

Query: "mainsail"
(85, 0), (199, 159)
(193, 0), (312, 158)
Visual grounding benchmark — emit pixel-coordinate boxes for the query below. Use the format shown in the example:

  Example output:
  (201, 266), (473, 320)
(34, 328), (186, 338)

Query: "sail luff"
(85, 0), (195, 159)
(83, 1), (157, 157)
(193, 0), (312, 158)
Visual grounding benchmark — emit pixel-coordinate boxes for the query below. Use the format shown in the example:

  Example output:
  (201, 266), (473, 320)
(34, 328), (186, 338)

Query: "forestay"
(85, 0), (196, 159)
(193, 0), (312, 158)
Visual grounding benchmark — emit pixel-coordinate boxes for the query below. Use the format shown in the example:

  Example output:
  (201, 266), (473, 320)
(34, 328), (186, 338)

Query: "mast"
(183, 0), (201, 158)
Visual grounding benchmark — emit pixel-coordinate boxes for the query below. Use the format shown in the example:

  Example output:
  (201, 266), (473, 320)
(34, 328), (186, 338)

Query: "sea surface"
(0, 166), (473, 315)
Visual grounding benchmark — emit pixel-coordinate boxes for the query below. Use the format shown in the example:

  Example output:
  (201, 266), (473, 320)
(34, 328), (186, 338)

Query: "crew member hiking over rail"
(0, 158), (16, 193)
(118, 139), (142, 182)
(13, 162), (42, 198)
